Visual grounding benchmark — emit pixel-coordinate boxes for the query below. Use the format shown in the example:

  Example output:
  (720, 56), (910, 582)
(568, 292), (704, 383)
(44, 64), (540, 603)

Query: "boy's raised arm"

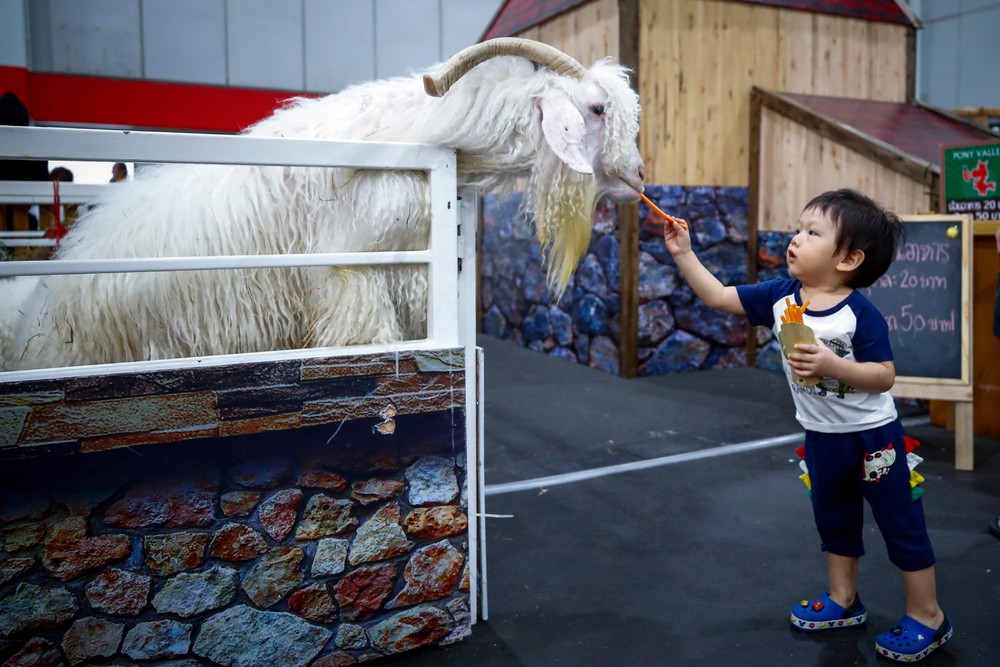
(664, 220), (746, 315)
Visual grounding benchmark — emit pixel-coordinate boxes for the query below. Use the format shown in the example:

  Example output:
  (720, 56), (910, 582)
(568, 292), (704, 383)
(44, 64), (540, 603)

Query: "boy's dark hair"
(803, 188), (904, 288)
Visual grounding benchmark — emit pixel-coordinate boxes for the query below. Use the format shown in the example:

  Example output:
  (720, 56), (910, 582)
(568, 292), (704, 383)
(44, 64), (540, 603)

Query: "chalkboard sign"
(862, 215), (971, 386)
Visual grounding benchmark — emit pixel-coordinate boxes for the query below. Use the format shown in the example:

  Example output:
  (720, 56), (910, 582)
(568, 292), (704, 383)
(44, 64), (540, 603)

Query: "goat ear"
(539, 92), (593, 174)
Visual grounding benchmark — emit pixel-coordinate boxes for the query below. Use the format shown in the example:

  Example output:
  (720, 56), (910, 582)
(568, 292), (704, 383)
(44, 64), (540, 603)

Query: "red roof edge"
(739, 0), (919, 28)
(482, 0), (919, 41)
(481, 0), (590, 41)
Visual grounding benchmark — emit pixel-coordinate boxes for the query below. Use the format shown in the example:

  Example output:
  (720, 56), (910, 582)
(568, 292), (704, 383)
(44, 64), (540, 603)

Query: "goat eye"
(591, 104), (605, 116)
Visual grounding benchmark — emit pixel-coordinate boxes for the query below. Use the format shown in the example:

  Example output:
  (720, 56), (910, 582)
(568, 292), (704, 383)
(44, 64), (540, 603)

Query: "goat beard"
(525, 164), (599, 299)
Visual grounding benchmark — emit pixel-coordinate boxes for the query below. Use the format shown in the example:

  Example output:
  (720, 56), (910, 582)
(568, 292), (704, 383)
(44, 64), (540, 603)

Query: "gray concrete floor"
(383, 335), (1000, 666)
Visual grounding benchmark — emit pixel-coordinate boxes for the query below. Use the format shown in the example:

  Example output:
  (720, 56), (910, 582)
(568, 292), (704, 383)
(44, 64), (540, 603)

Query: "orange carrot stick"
(641, 193), (688, 230)
(782, 299), (810, 324)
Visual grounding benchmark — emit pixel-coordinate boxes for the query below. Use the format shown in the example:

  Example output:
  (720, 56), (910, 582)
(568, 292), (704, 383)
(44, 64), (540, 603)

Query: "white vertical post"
(476, 347), (488, 620)
(426, 155), (460, 347)
(456, 188), (486, 621)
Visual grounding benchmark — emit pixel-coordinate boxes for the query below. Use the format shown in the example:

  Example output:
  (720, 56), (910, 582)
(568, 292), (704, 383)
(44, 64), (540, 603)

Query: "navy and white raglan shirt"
(737, 278), (897, 434)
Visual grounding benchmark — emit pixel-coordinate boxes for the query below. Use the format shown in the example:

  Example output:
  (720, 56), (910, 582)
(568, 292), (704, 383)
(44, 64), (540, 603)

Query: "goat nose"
(637, 164), (646, 184)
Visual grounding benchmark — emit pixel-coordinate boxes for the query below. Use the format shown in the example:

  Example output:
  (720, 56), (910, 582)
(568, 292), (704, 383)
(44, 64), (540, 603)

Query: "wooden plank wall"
(970, 224), (1000, 439)
(757, 108), (932, 232)
(639, 0), (910, 187)
(515, 0), (619, 65)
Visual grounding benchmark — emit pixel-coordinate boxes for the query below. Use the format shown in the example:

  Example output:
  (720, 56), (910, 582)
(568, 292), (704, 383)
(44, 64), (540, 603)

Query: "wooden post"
(746, 87), (763, 367)
(904, 25), (917, 104)
(618, 0), (640, 378)
(895, 383), (975, 471)
(953, 401), (974, 471)
(618, 201), (639, 377)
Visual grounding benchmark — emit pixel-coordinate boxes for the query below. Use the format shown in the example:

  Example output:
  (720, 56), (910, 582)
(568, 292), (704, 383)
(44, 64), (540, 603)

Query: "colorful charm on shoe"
(875, 615), (952, 662)
(790, 592), (867, 631)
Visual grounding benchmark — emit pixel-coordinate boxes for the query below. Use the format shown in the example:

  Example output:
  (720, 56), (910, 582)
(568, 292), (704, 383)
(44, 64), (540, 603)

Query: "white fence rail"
(0, 125), (464, 353)
(0, 181), (107, 246)
(0, 181), (107, 204)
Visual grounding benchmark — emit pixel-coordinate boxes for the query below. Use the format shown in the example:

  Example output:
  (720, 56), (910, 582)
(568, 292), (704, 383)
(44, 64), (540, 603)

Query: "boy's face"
(786, 206), (848, 283)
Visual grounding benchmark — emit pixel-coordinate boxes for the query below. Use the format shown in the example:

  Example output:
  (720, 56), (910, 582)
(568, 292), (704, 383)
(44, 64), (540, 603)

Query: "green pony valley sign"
(942, 141), (1000, 221)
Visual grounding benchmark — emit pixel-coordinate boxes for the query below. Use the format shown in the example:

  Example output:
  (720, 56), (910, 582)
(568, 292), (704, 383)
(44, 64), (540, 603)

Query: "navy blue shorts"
(804, 419), (936, 571)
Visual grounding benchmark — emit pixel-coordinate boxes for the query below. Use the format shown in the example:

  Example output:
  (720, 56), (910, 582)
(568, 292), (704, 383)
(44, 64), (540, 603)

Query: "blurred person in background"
(110, 162), (128, 182)
(1, 92), (49, 231)
(50, 166), (74, 182)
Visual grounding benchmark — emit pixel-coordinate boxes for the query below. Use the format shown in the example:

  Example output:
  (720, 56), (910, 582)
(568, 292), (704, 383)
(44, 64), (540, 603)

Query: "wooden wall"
(511, 0), (912, 188)
(970, 224), (1000, 439)
(756, 108), (932, 232)
(638, 0), (911, 187)
(515, 0), (620, 66)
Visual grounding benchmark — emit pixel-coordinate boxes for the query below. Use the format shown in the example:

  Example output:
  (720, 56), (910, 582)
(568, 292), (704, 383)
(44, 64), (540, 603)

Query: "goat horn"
(424, 37), (586, 97)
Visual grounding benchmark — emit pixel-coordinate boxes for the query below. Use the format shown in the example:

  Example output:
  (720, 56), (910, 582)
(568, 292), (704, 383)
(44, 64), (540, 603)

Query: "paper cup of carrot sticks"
(778, 297), (821, 387)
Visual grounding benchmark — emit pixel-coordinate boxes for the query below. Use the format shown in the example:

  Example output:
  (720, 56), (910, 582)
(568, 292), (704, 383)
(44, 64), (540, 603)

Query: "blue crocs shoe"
(790, 592), (867, 631)
(875, 615), (952, 662)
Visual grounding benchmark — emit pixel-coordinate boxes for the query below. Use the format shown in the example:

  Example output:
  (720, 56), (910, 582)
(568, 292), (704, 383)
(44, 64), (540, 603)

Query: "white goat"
(2, 39), (645, 370)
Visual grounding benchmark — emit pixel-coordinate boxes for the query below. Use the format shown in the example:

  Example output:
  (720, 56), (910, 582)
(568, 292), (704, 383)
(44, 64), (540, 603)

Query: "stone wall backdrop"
(481, 186), (764, 376)
(481, 194), (624, 374)
(754, 230), (797, 374)
(0, 351), (473, 666)
(634, 186), (751, 375)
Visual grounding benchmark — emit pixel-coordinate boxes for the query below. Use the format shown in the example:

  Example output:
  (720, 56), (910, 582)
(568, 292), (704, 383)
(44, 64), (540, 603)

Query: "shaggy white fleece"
(2, 56), (643, 370)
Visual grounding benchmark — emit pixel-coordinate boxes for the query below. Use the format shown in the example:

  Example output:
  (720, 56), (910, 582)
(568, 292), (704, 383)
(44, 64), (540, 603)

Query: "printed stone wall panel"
(0, 349), (472, 663)
(481, 187), (755, 375)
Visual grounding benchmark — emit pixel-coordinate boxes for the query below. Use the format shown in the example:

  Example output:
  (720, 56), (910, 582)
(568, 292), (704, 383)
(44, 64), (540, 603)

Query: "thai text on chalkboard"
(862, 215), (971, 384)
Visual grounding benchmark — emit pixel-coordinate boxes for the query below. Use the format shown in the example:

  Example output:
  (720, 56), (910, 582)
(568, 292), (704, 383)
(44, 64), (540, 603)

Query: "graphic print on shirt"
(862, 444), (896, 483)
(791, 337), (854, 400)
(738, 279), (898, 433)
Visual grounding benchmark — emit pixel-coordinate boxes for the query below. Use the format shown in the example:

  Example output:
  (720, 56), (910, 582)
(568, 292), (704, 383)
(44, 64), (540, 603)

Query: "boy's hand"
(787, 339), (839, 379)
(663, 219), (692, 256)
(790, 339), (896, 393)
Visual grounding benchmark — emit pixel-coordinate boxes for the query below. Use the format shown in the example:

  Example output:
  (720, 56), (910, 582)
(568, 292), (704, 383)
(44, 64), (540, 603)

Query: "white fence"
(0, 181), (106, 247)
(0, 125), (468, 350)
(0, 124), (487, 620)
